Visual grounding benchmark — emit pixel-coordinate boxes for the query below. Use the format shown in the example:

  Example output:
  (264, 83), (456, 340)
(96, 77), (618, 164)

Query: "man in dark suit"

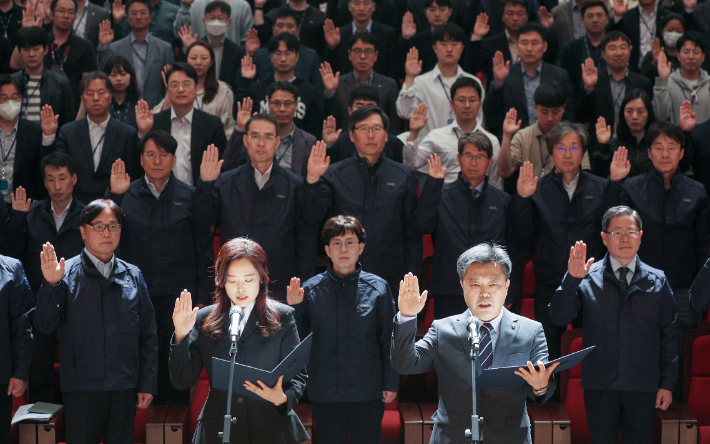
(136, 62), (227, 186)
(73, 0), (111, 48)
(259, 2), (326, 60)
(56, 72), (140, 204)
(323, 0), (397, 78)
(323, 32), (400, 133)
(224, 82), (316, 177)
(550, 206), (676, 443)
(609, 0), (668, 71)
(575, 31), (652, 175)
(483, 22), (574, 138)
(392, 243), (558, 444)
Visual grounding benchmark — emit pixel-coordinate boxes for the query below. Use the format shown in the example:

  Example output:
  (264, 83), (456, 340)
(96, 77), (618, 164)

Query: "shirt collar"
(282, 124), (296, 141)
(433, 63), (464, 81)
(353, 70), (374, 84)
(130, 32), (151, 44)
(562, 170), (580, 189)
(607, 67), (629, 82)
(472, 308), (504, 334)
(88, 115), (110, 131)
(504, 28), (514, 43)
(51, 198), (72, 218)
(0, 120), (19, 136)
(83, 247), (115, 277)
(352, 20), (372, 33)
(254, 162), (274, 181)
(231, 299), (256, 330)
(171, 107), (194, 123)
(145, 174), (169, 197)
(609, 255), (637, 276)
(521, 62), (542, 76)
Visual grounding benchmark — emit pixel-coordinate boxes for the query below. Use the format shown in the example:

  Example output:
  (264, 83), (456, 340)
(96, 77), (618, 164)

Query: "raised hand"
(172, 290), (198, 344)
(398, 272), (427, 317)
(651, 37), (662, 66)
(514, 361), (560, 391)
(21, 4), (41, 28)
(516, 161), (538, 197)
(609, 146), (631, 181)
(110, 159), (131, 194)
(286, 277), (304, 305)
(319, 61), (340, 92)
(200, 144), (223, 182)
(254, 0), (267, 9)
(613, 0), (627, 18)
(11, 186), (31, 212)
(322, 115), (342, 144)
(538, 6), (554, 29)
(40, 104), (59, 136)
(595, 115), (611, 144)
(427, 154), (447, 179)
(135, 100), (154, 136)
(245, 28), (260, 56)
(160, 64), (171, 88)
(568, 241), (594, 278)
(235, 97), (253, 131)
(409, 102), (428, 133)
(241, 55), (256, 79)
(40, 242), (65, 285)
(178, 25), (198, 49)
(581, 57), (598, 90)
(492, 51), (510, 85)
(657, 50), (672, 79)
(244, 375), (288, 406)
(679, 99), (697, 132)
(112, 0), (125, 22)
(98, 19), (114, 46)
(182, 0), (195, 6)
(502, 107), (521, 136)
(401, 11), (417, 39)
(472, 12), (490, 38)
(324, 19), (341, 49)
(306, 140), (330, 184)
(404, 47), (422, 80)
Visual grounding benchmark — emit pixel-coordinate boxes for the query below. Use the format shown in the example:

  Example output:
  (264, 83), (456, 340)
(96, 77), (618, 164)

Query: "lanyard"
(612, 83), (626, 111)
(681, 88), (696, 106)
(0, 11), (13, 38)
(132, 43), (148, 67)
(0, 134), (17, 166)
(275, 138), (293, 165)
(93, 131), (106, 154)
(583, 36), (599, 65)
(438, 76), (454, 120)
(22, 71), (41, 110)
(639, 13), (656, 41)
(538, 135), (549, 176)
(196, 96), (205, 111)
(72, 5), (89, 33)
(51, 42), (71, 68)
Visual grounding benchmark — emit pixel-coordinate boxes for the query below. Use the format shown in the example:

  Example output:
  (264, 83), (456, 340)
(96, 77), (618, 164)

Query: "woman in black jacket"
(170, 237), (309, 444)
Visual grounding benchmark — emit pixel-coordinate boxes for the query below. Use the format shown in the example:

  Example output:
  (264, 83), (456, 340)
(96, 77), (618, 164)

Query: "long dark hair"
(186, 41), (218, 105)
(102, 56), (141, 102)
(616, 89), (655, 143)
(202, 238), (281, 340)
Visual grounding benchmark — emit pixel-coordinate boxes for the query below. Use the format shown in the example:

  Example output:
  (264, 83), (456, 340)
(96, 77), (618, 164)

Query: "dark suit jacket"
(483, 61), (575, 138)
(262, 5), (327, 59)
(83, 2), (111, 48)
(222, 126), (315, 177)
(211, 37), (244, 92)
(253, 45), (323, 91)
(559, 36), (605, 97)
(55, 117), (140, 204)
(152, 108), (228, 185)
(327, 21), (397, 79)
(12, 119), (48, 201)
(328, 70), (401, 133)
(169, 303), (309, 444)
(610, 5), (668, 71)
(12, 69), (76, 129)
(0, 255), (34, 386)
(391, 308), (556, 444)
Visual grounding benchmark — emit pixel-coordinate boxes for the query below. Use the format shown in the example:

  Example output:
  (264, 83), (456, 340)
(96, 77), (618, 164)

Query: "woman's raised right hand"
(173, 290), (198, 344)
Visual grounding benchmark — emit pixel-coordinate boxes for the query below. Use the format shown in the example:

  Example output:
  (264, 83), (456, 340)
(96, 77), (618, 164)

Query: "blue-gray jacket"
(0, 256), (34, 385)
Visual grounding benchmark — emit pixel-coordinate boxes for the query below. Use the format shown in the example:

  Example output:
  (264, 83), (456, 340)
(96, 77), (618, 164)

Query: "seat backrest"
(133, 406), (151, 444)
(687, 331), (710, 427)
(560, 329), (589, 444)
(190, 380), (210, 437)
(518, 261), (535, 320)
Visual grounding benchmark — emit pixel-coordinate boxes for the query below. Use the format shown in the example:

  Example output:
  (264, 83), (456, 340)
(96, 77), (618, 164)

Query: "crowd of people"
(1, 0), (710, 441)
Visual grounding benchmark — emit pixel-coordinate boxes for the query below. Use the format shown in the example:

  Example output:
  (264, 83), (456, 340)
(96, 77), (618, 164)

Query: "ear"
(71, 174), (77, 186)
(349, 130), (355, 143)
(358, 242), (365, 255)
(203, 17), (207, 26)
(542, 41), (548, 54)
(80, 225), (86, 240)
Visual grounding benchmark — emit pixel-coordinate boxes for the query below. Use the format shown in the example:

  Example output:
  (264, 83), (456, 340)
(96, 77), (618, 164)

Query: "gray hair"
(544, 122), (589, 155)
(456, 242), (512, 281)
(602, 205), (643, 231)
(457, 131), (493, 158)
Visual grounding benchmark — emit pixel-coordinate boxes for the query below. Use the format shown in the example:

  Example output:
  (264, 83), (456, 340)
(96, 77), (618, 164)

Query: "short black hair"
(516, 22), (547, 42)
(42, 152), (76, 177)
(601, 31), (632, 51)
(125, 0), (152, 15)
(50, 0), (78, 12)
(348, 105), (389, 132)
(581, 0), (608, 17)
(677, 31), (705, 53)
(0, 74), (24, 97)
(424, 0), (451, 9)
(79, 199), (125, 226)
(204, 0), (230, 16)
(16, 26), (48, 49)
(450, 77), (481, 100)
(660, 13), (685, 33)
(503, 0), (528, 10)
(245, 112), (279, 134)
(348, 31), (378, 50)
(268, 32), (300, 53)
(102, 56), (141, 102)
(321, 215), (366, 245)
(267, 81), (298, 102)
(79, 71), (113, 95)
(165, 62), (198, 85)
(645, 121), (685, 150)
(533, 82), (565, 108)
(432, 23), (465, 43)
(140, 130), (178, 155)
(273, 7), (298, 23)
(348, 84), (380, 107)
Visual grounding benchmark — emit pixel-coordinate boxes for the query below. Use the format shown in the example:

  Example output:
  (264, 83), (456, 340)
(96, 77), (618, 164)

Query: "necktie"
(618, 267), (630, 294)
(471, 189), (480, 201)
(479, 323), (493, 369)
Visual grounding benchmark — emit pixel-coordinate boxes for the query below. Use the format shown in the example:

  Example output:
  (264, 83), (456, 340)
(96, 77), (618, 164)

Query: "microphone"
(229, 306), (244, 342)
(466, 316), (480, 349)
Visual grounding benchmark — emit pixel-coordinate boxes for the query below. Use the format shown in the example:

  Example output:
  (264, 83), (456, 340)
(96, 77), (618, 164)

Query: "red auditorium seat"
(559, 329), (587, 444)
(518, 260), (535, 320)
(675, 328), (710, 444)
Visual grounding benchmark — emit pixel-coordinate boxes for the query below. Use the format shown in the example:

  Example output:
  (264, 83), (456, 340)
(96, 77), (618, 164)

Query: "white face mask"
(205, 20), (228, 37)
(0, 100), (21, 121)
(664, 31), (683, 48)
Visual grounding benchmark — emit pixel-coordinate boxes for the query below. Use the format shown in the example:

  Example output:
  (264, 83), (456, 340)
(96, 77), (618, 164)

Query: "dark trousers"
(28, 331), (59, 403)
(584, 389), (656, 444)
(534, 281), (568, 361)
(312, 400), (385, 444)
(433, 293), (467, 320)
(672, 288), (699, 400)
(152, 295), (189, 405)
(63, 389), (137, 444)
(0, 384), (11, 444)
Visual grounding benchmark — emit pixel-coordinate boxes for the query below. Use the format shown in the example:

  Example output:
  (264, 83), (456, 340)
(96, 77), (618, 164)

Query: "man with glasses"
(620, 121), (709, 399)
(550, 206), (677, 443)
(197, 113), (318, 301)
(135, 62), (227, 186)
(106, 130), (211, 405)
(302, 105), (421, 297)
(56, 71), (139, 203)
(35, 199), (158, 444)
(97, 0), (174, 108)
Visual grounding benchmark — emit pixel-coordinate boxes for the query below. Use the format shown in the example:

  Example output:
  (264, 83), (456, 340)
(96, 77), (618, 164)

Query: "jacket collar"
(452, 307), (519, 369)
(648, 166), (680, 189)
(326, 262), (362, 285)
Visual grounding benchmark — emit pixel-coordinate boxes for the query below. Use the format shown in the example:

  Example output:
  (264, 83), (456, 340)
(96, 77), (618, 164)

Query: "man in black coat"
(56, 72), (140, 204)
(258, 3), (326, 62)
(609, 0), (668, 71)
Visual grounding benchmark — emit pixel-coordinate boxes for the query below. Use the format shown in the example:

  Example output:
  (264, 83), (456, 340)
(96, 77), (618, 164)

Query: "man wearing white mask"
(0, 75), (59, 203)
(173, 0), (252, 44)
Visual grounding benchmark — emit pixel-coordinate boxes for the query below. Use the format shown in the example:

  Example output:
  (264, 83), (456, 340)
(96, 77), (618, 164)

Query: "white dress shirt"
(51, 199), (72, 231)
(171, 108), (194, 185)
(610, 255), (636, 284)
(146, 175), (169, 198)
(88, 116), (110, 172)
(231, 299), (256, 334)
(84, 247), (115, 279)
(562, 171), (580, 200)
(254, 163), (273, 190)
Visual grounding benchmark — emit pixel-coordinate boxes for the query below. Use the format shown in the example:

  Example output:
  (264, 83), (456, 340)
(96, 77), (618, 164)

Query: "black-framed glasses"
(87, 223), (122, 232)
(603, 230), (640, 238)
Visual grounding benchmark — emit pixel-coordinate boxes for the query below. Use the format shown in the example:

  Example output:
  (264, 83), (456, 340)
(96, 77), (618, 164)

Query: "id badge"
(447, 118), (455, 125)
(51, 65), (67, 78)
(0, 177), (8, 193)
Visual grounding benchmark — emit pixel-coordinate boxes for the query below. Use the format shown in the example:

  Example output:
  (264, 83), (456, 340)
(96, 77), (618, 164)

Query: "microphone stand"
(465, 321), (483, 444)
(220, 333), (240, 443)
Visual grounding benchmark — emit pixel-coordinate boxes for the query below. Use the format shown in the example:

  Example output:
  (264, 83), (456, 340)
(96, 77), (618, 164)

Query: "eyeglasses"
(460, 153), (489, 163)
(604, 230), (640, 238)
(330, 240), (359, 250)
(87, 223), (122, 232)
(454, 98), (479, 105)
(350, 48), (376, 56)
(354, 126), (384, 135)
(247, 134), (277, 143)
(0, 95), (22, 103)
(271, 50), (296, 58)
(269, 100), (296, 108)
(143, 152), (172, 160)
(554, 146), (581, 154)
(168, 81), (195, 90)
